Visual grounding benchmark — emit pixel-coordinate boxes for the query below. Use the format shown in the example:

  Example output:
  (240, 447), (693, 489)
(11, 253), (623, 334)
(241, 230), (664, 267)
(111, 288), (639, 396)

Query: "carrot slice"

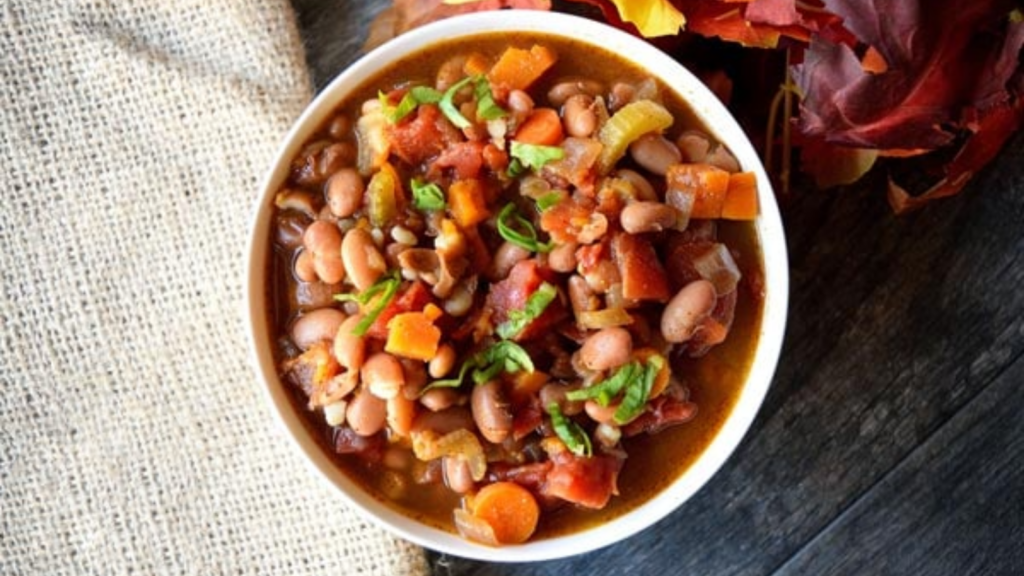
(448, 178), (489, 228)
(721, 171), (759, 220)
(487, 45), (557, 91)
(666, 163), (731, 219)
(470, 481), (540, 545)
(513, 107), (564, 146)
(463, 52), (491, 77)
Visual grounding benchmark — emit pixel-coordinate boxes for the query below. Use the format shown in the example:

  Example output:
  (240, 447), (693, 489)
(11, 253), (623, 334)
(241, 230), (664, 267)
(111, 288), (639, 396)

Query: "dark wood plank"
(773, 352), (1024, 576)
(286, 2), (1024, 574)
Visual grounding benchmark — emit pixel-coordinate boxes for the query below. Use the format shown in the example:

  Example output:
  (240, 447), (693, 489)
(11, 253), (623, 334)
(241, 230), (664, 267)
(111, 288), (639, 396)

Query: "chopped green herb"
(565, 361), (641, 406)
(496, 282), (557, 340)
(536, 191), (563, 211)
(379, 86), (442, 124)
(496, 203), (553, 253)
(333, 271), (400, 336)
(410, 178), (446, 211)
(547, 402), (592, 457)
(510, 141), (565, 171)
(440, 76), (474, 129)
(474, 77), (507, 121)
(421, 340), (535, 393)
(614, 355), (665, 424)
(506, 158), (527, 179)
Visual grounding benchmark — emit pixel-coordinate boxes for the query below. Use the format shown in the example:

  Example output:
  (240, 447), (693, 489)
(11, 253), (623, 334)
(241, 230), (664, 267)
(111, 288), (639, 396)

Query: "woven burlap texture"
(0, 1), (428, 574)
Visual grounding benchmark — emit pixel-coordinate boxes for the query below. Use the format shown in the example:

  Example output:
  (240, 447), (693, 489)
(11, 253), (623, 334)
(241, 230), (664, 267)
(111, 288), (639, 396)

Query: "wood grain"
(288, 2), (1024, 574)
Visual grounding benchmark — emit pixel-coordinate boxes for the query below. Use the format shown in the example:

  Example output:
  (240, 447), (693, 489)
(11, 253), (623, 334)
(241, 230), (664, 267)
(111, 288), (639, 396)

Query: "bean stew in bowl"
(246, 11), (787, 561)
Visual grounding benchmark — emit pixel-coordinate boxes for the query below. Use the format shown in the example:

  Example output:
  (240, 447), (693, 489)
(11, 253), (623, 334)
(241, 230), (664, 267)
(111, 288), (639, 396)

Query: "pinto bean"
(584, 400), (618, 424)
(563, 94), (597, 138)
(291, 308), (346, 351)
(471, 380), (513, 444)
(539, 382), (584, 417)
(676, 130), (712, 163)
(661, 279), (718, 343)
(443, 456), (476, 494)
(325, 168), (364, 218)
(547, 79), (604, 107)
(333, 314), (366, 370)
(579, 327), (633, 371)
(420, 387), (459, 412)
(629, 133), (682, 176)
(705, 144), (740, 173)
(547, 241), (578, 273)
(293, 249), (318, 282)
(620, 201), (678, 234)
(303, 220), (345, 284)
(387, 394), (417, 437)
(342, 228), (386, 291)
(347, 387), (387, 436)
(616, 169), (657, 202)
(489, 241), (530, 281)
(429, 344), (456, 379)
(361, 352), (405, 399)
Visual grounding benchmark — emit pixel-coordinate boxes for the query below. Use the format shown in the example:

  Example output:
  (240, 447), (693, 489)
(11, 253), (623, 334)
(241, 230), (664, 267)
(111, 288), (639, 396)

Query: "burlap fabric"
(0, 1), (428, 574)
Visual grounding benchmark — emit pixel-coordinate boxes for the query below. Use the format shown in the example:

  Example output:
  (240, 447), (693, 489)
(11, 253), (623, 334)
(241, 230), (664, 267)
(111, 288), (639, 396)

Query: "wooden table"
(291, 2), (1024, 573)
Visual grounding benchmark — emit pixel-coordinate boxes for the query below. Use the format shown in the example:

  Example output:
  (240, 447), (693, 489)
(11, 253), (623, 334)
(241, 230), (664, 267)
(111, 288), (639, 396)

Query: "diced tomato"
(623, 394), (698, 437)
(539, 196), (601, 244)
(541, 452), (623, 509)
(486, 260), (566, 341)
(511, 396), (544, 440)
(429, 140), (486, 180)
(611, 232), (670, 302)
(367, 281), (434, 339)
(664, 238), (717, 291)
(387, 104), (462, 165)
(482, 142), (509, 174)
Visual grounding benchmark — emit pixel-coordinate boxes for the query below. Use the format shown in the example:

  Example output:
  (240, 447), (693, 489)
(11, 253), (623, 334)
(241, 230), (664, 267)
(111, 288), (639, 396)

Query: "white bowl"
(245, 10), (788, 563)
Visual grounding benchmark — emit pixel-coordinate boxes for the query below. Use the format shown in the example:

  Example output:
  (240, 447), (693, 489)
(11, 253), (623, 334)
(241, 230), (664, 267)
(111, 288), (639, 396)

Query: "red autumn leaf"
(795, 0), (1023, 150)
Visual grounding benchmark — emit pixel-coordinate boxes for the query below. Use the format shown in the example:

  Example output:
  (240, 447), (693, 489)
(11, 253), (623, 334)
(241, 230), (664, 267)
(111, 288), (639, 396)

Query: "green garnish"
(333, 271), (401, 336)
(474, 76), (507, 121)
(510, 141), (565, 172)
(506, 158), (527, 179)
(410, 178), (446, 211)
(380, 86), (442, 124)
(423, 340), (535, 392)
(565, 361), (641, 406)
(496, 282), (557, 340)
(613, 355), (664, 425)
(547, 402), (592, 457)
(496, 203), (553, 253)
(536, 191), (563, 211)
(440, 76), (475, 129)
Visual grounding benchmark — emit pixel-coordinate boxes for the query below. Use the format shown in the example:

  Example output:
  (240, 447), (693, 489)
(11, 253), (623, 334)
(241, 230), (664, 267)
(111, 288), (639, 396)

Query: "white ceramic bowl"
(245, 10), (788, 562)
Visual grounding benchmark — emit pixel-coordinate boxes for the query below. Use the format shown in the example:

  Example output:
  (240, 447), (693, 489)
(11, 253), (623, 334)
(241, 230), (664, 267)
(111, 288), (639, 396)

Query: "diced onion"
(692, 243), (741, 295)
(411, 429), (487, 481)
(454, 508), (499, 546)
(578, 307), (633, 330)
(665, 187), (695, 231)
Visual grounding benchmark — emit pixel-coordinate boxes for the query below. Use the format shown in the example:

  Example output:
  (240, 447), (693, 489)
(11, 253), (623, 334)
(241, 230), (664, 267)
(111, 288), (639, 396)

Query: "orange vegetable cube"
(666, 163), (731, 219)
(448, 178), (489, 228)
(487, 45), (558, 91)
(385, 312), (441, 361)
(721, 171), (759, 220)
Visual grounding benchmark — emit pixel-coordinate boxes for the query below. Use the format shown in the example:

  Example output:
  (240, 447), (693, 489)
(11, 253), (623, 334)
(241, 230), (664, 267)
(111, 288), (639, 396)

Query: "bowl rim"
(244, 9), (789, 563)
